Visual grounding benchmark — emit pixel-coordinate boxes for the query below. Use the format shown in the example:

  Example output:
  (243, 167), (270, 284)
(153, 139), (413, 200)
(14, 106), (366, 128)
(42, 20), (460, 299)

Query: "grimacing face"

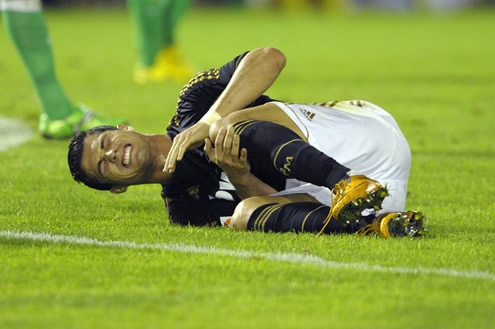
(81, 128), (154, 187)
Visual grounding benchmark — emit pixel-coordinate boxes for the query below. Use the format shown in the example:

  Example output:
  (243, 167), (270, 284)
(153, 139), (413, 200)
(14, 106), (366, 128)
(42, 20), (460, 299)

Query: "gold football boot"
(356, 211), (426, 238)
(319, 175), (389, 234)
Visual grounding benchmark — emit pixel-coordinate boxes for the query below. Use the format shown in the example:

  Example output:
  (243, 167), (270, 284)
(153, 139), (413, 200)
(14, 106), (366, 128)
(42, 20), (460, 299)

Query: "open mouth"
(122, 144), (132, 168)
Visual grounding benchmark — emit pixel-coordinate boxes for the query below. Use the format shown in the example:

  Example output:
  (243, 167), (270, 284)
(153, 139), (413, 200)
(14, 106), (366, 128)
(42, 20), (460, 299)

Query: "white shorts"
(270, 100), (411, 213)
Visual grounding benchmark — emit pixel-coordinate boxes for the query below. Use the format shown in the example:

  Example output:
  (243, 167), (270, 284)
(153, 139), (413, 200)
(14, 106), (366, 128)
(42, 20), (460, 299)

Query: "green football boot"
(39, 104), (126, 139)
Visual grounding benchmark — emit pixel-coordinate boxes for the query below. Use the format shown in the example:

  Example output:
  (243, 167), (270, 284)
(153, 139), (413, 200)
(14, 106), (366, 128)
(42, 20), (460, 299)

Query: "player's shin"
(246, 202), (349, 234)
(235, 120), (349, 189)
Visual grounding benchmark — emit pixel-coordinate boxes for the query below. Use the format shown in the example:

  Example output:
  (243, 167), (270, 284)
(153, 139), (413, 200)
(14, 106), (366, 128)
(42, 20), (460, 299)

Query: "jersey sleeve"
(162, 191), (237, 227)
(160, 152), (241, 227)
(166, 51), (275, 139)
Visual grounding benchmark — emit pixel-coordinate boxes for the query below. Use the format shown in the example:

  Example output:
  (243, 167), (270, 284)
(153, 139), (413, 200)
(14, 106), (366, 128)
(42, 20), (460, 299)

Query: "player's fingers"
(176, 141), (187, 161)
(164, 142), (175, 172)
(164, 140), (178, 171)
(175, 133), (189, 161)
(231, 134), (240, 158)
(240, 148), (248, 163)
(223, 127), (234, 157)
(215, 128), (226, 159)
(204, 138), (216, 163)
(164, 135), (183, 173)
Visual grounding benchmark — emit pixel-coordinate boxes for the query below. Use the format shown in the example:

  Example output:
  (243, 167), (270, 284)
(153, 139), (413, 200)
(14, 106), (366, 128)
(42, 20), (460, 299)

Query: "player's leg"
(128, 0), (169, 68)
(2, 0), (72, 120)
(230, 194), (352, 234)
(244, 202), (346, 234)
(230, 195), (371, 235)
(229, 194), (319, 230)
(1, 0), (126, 139)
(128, 0), (193, 83)
(231, 196), (425, 238)
(216, 120), (388, 228)
(168, 0), (192, 38)
(160, 0), (193, 79)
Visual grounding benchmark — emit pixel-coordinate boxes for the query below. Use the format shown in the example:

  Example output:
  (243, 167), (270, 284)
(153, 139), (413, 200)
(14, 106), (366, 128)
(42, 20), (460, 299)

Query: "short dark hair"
(68, 125), (118, 191)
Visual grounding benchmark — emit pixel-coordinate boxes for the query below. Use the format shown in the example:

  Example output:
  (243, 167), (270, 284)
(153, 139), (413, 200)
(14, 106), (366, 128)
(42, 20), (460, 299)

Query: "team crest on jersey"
(298, 107), (315, 121)
(187, 185), (200, 200)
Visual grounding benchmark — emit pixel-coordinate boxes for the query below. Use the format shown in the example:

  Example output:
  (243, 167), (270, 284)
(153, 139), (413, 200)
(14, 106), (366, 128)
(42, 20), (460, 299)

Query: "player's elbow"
(251, 47), (286, 71)
(262, 47), (286, 71)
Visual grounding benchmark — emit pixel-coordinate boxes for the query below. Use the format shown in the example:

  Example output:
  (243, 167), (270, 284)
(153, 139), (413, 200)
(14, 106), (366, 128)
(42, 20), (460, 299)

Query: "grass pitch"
(1, 7), (495, 329)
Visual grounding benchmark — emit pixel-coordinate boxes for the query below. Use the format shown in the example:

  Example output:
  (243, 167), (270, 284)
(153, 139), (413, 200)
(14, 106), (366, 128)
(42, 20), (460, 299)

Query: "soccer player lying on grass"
(68, 47), (425, 238)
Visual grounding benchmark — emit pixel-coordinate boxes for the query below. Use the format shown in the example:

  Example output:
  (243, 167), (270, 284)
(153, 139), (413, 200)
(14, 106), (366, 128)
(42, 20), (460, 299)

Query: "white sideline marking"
(0, 117), (33, 152)
(1, 230), (494, 281)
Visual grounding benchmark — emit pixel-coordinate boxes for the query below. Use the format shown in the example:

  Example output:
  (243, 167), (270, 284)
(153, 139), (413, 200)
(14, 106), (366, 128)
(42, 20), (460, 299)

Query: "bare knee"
(230, 197), (269, 231)
(230, 194), (317, 230)
(209, 113), (245, 142)
(209, 120), (223, 142)
(209, 118), (233, 142)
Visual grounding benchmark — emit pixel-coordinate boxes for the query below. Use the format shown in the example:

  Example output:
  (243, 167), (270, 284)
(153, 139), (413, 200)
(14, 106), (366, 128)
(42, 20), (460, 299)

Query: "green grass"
(1, 7), (495, 329)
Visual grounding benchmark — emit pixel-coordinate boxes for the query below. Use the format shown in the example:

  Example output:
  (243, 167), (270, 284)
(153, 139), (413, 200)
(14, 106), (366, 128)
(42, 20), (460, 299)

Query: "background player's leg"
(128, 0), (169, 68)
(2, 1), (72, 121)
(168, 0), (193, 39)
(129, 0), (192, 83)
(2, 0), (126, 139)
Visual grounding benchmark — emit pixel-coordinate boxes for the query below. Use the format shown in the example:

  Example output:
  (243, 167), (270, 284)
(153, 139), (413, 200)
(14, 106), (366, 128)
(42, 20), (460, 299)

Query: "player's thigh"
(216, 103), (306, 140)
(230, 194), (317, 230)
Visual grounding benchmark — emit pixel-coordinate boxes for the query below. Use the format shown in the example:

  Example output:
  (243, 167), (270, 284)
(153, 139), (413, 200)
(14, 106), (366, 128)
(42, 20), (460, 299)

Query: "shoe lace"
(318, 179), (348, 235)
(355, 217), (381, 237)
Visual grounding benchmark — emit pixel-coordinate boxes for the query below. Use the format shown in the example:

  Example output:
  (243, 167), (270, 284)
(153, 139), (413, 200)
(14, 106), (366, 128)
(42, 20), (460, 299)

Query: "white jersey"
(271, 100), (411, 212)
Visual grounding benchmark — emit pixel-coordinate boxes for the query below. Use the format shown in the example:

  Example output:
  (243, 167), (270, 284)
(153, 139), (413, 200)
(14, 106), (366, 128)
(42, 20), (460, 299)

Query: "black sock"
(246, 202), (344, 234)
(234, 120), (349, 189)
(247, 202), (375, 234)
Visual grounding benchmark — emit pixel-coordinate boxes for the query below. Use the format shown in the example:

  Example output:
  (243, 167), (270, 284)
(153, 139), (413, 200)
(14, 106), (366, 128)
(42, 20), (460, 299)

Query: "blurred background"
(40, 0), (495, 10)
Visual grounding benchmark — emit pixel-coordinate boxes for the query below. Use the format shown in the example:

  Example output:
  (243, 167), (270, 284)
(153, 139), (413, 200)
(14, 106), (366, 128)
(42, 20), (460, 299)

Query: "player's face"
(81, 129), (154, 186)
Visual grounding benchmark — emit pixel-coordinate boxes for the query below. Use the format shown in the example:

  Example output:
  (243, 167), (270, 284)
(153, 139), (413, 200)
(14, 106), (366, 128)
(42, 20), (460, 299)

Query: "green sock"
(168, 0), (192, 34)
(128, 0), (192, 67)
(3, 10), (73, 120)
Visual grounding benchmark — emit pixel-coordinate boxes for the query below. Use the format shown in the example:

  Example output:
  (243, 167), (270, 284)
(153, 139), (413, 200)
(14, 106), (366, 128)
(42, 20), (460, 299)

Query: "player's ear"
(117, 124), (134, 131)
(110, 185), (128, 194)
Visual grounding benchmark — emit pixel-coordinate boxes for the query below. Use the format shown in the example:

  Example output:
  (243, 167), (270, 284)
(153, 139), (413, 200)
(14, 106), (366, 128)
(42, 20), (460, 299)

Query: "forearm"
(208, 47), (286, 118)
(228, 172), (277, 199)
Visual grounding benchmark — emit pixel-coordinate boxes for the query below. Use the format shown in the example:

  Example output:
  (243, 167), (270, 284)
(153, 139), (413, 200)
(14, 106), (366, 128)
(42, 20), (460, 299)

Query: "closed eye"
(97, 160), (104, 176)
(98, 135), (105, 176)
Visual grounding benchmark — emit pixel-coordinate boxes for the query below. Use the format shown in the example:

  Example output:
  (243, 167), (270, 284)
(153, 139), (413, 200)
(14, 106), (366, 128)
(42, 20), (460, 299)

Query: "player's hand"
(204, 126), (250, 184)
(164, 122), (210, 173)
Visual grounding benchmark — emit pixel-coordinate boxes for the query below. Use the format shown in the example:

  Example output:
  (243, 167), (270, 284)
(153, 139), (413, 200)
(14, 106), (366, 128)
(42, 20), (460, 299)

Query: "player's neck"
(145, 134), (173, 184)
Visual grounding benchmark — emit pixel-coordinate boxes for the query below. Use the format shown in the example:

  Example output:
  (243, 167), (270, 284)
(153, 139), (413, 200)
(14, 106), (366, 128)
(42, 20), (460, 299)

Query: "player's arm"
(204, 126), (277, 199)
(205, 47), (286, 120)
(164, 47), (286, 173)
